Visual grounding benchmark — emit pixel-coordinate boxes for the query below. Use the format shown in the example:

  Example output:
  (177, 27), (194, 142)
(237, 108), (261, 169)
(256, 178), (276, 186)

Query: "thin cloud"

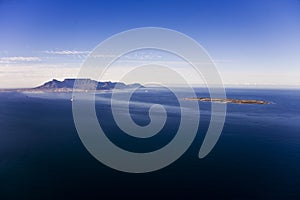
(91, 54), (118, 58)
(0, 56), (41, 63)
(43, 50), (90, 55)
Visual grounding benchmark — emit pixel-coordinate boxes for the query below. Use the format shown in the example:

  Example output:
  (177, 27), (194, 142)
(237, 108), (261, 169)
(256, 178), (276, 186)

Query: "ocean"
(0, 88), (299, 199)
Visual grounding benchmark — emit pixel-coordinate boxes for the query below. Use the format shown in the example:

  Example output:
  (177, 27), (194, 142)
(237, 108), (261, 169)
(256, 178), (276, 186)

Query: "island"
(184, 97), (271, 105)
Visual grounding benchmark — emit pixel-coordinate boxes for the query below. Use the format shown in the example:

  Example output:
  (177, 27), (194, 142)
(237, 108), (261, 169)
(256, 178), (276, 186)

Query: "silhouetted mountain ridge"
(35, 78), (142, 91)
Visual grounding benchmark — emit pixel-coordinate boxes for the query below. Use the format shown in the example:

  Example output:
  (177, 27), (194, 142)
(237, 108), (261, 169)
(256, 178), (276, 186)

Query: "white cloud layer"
(43, 50), (90, 55)
(0, 56), (41, 63)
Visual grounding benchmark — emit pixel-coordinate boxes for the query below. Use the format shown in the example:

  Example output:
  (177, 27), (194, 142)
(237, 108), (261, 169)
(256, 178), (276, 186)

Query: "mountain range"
(32, 78), (142, 92)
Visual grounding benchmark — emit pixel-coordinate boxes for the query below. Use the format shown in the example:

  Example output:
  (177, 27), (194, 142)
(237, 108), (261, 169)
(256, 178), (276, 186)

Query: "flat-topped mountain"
(32, 78), (142, 92)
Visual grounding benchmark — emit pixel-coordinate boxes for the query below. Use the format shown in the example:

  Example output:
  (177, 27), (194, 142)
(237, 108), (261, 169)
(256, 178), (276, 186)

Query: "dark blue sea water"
(0, 88), (300, 199)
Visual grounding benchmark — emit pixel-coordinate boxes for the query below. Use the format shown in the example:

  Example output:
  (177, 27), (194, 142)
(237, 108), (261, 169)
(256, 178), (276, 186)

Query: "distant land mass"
(184, 97), (271, 105)
(34, 78), (143, 92)
(0, 79), (272, 105)
(1, 79), (143, 92)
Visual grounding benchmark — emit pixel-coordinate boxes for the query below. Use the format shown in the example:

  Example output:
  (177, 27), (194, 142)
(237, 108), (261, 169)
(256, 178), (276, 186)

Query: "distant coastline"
(0, 79), (273, 105)
(0, 79), (143, 93)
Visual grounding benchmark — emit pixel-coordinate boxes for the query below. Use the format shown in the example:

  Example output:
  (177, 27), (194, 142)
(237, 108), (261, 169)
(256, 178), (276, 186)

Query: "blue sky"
(0, 0), (299, 88)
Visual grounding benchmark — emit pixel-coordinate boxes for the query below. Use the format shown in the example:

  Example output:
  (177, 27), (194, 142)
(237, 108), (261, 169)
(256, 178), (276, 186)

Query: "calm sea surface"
(0, 88), (300, 199)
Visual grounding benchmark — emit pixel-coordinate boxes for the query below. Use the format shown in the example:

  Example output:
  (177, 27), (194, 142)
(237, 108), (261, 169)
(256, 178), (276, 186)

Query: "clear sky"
(0, 0), (299, 88)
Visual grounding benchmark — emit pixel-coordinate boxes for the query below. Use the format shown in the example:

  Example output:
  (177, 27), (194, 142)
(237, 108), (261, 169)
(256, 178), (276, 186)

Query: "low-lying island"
(184, 97), (271, 104)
